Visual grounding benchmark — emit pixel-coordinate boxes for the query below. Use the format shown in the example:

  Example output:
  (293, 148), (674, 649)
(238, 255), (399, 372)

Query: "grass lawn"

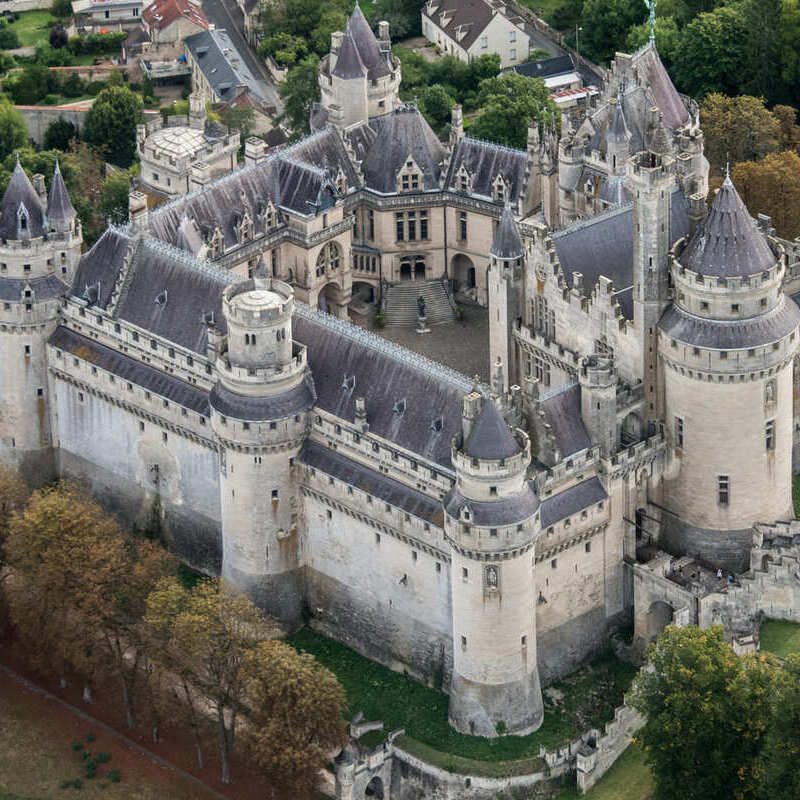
(760, 619), (800, 659)
(0, 679), (216, 799)
(287, 628), (637, 772)
(556, 743), (654, 800)
(8, 10), (55, 48)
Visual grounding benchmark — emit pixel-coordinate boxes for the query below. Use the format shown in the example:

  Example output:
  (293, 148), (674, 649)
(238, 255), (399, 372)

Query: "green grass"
(760, 619), (800, 659)
(792, 473), (800, 516)
(556, 743), (654, 800)
(287, 628), (637, 770)
(8, 10), (55, 48)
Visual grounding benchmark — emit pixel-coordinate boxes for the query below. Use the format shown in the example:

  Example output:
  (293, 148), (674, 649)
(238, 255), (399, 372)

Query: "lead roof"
(446, 137), (527, 203)
(490, 203), (523, 260)
(540, 476), (606, 528)
(47, 161), (76, 224)
(539, 383), (591, 458)
(443, 483), (539, 526)
(0, 160), (45, 241)
(346, 3), (391, 80)
(332, 30), (367, 79)
(680, 176), (775, 278)
(463, 397), (520, 460)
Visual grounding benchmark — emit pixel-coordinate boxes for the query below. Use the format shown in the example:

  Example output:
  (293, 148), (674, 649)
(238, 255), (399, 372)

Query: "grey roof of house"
(588, 85), (648, 156)
(444, 483), (539, 527)
(423, 0), (497, 51)
(463, 397), (520, 460)
(48, 161), (76, 224)
(333, 29), (367, 79)
(49, 326), (210, 414)
(607, 100), (630, 144)
(209, 373), (316, 421)
(540, 476), (607, 528)
(552, 187), (689, 320)
(184, 29), (264, 101)
(597, 175), (629, 207)
(72, 225), (131, 309)
(114, 238), (230, 352)
(347, 3), (391, 80)
(353, 106), (446, 194)
(292, 306), (470, 467)
(680, 177), (775, 278)
(310, 103), (329, 133)
(490, 203), (523, 259)
(659, 298), (800, 350)
(512, 55), (575, 80)
(299, 440), (443, 525)
(0, 160), (46, 241)
(446, 137), (527, 203)
(539, 383), (590, 457)
(0, 274), (67, 301)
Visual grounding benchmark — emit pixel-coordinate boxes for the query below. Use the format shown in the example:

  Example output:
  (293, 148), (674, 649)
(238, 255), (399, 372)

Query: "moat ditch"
(286, 628), (637, 775)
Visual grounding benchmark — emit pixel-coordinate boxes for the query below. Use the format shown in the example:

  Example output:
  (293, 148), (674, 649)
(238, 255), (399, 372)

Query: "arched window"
(315, 242), (341, 277)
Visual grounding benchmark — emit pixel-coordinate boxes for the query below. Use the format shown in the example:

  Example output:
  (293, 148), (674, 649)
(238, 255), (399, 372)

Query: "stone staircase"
(383, 279), (455, 327)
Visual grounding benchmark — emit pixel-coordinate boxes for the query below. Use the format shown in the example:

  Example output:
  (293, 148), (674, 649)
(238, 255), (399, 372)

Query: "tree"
(0, 22), (20, 49)
(468, 73), (557, 149)
(625, 16), (680, 69)
(82, 85), (143, 168)
(0, 466), (29, 632)
(216, 104), (256, 146)
(631, 626), (778, 800)
(49, 24), (69, 49)
(4, 483), (123, 683)
(418, 84), (454, 138)
(672, 6), (748, 98)
(760, 654), (800, 800)
(145, 577), (277, 784)
(773, 104), (800, 151)
(372, 0), (424, 40)
(578, 0), (646, 65)
(3, 64), (58, 106)
(243, 640), (347, 794)
(258, 32), (308, 67)
(43, 117), (79, 151)
(0, 97), (27, 162)
(51, 0), (74, 17)
(99, 171), (131, 225)
(780, 0), (800, 107)
(733, 151), (800, 240)
(310, 8), (348, 56)
(700, 94), (782, 176)
(279, 55), (320, 137)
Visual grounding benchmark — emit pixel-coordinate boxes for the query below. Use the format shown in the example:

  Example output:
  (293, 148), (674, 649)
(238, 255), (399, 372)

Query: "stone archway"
(645, 600), (674, 643)
(352, 281), (375, 304)
(621, 411), (643, 446)
(451, 253), (476, 291)
(318, 281), (342, 315)
(365, 776), (384, 798)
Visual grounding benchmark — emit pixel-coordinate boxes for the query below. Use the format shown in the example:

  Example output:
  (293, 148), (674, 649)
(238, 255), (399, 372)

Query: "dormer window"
(493, 174), (509, 203)
(456, 165), (471, 194)
(17, 203), (29, 234)
(397, 158), (422, 193)
(335, 167), (347, 195)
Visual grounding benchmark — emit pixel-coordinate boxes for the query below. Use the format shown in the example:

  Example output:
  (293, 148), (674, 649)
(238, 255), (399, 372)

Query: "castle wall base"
(659, 516), (757, 574)
(223, 563), (305, 629)
(448, 670), (543, 738)
(1, 445), (56, 489)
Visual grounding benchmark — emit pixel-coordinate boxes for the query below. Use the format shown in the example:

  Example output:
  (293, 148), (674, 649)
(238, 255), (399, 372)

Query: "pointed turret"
(332, 30), (367, 79)
(463, 395), (520, 461)
(347, 2), (390, 79)
(490, 203), (523, 261)
(47, 160), (76, 234)
(0, 157), (46, 241)
(681, 175), (774, 278)
(607, 98), (630, 145)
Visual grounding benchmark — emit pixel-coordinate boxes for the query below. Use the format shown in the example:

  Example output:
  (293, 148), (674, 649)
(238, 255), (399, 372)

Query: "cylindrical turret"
(444, 393), (543, 737)
(579, 355), (618, 457)
(211, 278), (314, 625)
(659, 177), (800, 571)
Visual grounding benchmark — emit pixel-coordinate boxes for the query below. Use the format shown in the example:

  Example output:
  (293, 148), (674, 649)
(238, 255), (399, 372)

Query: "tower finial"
(644, 0), (656, 42)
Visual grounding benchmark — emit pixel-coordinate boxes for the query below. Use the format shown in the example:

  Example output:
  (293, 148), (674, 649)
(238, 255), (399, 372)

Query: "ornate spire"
(490, 203), (523, 261)
(48, 158), (76, 226)
(645, 0), (656, 42)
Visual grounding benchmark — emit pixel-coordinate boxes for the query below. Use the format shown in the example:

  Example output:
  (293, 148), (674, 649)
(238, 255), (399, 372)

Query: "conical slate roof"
(490, 203), (523, 260)
(607, 99), (630, 144)
(644, 43), (689, 130)
(347, 2), (390, 79)
(47, 161), (75, 224)
(333, 30), (367, 79)
(681, 176), (774, 278)
(0, 158), (46, 240)
(463, 397), (520, 461)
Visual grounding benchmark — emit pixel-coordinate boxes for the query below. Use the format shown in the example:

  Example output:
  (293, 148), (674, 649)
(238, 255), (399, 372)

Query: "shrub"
(84, 758), (97, 778)
(95, 752), (111, 763)
(72, 778), (82, 788)
(0, 23), (20, 49)
(85, 733), (95, 742)
(86, 81), (106, 95)
(60, 778), (73, 788)
(49, 24), (68, 49)
(108, 769), (121, 782)
(373, 311), (386, 328)
(71, 742), (83, 751)
(42, 93), (59, 105)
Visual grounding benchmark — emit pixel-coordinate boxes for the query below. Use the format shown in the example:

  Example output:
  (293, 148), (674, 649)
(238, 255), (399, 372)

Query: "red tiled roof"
(142, 0), (208, 31)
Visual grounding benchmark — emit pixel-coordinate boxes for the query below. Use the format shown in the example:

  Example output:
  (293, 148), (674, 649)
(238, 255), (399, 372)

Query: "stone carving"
(485, 564), (499, 590)
(417, 295), (426, 319)
(765, 379), (776, 407)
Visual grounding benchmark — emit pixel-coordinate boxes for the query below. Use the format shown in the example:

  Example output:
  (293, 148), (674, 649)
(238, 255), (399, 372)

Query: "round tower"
(579, 354), (618, 457)
(444, 392), (543, 737)
(210, 278), (314, 625)
(659, 176), (800, 571)
(0, 160), (78, 482)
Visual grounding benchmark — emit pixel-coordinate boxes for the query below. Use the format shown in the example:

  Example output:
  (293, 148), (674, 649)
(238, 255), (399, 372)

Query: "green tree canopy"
(625, 15), (680, 69)
(0, 97), (28, 161)
(632, 626), (779, 800)
(418, 84), (455, 137)
(760, 654), (800, 800)
(99, 171), (132, 225)
(82, 85), (143, 168)
(279, 54), (320, 136)
(258, 32), (308, 66)
(579, 0), (646, 64)
(43, 117), (79, 151)
(468, 73), (557, 149)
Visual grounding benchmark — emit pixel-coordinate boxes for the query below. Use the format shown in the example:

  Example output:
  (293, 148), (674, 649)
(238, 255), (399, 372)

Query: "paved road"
(201, 0), (283, 112)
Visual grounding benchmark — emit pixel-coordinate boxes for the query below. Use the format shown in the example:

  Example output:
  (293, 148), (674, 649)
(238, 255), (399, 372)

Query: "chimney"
(128, 190), (149, 233)
(378, 20), (390, 44)
(32, 174), (47, 208)
(491, 357), (504, 396)
(461, 391), (482, 442)
(244, 136), (268, 166)
(355, 396), (369, 431)
(450, 104), (463, 147)
(330, 30), (344, 71)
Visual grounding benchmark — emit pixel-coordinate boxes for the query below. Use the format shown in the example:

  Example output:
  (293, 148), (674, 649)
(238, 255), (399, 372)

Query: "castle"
(1, 5), (798, 740)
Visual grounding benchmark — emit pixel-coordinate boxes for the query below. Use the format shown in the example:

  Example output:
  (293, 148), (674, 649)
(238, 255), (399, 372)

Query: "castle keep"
(2, 7), (798, 739)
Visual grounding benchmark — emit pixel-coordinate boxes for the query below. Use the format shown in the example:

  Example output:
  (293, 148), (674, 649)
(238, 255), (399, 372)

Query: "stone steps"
(383, 279), (455, 326)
